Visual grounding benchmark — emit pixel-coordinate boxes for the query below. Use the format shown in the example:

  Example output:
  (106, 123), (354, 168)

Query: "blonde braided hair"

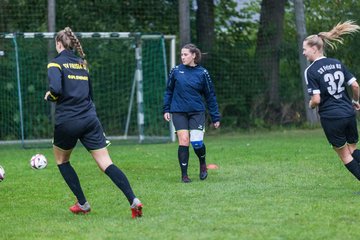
(56, 27), (87, 65)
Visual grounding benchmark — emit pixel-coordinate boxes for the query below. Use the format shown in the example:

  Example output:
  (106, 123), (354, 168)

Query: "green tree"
(304, 0), (360, 76)
(196, 0), (215, 53)
(256, 0), (286, 105)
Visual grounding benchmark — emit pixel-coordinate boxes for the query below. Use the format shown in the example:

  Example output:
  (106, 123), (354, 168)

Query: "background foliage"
(1, 0), (360, 138)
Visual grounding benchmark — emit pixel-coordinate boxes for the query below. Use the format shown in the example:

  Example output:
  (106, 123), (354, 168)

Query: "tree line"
(1, 0), (360, 128)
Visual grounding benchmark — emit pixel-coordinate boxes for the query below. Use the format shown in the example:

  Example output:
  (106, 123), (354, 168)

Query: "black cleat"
(182, 175), (192, 183)
(199, 164), (208, 180)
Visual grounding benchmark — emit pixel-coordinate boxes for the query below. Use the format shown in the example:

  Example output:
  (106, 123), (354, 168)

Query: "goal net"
(0, 32), (176, 147)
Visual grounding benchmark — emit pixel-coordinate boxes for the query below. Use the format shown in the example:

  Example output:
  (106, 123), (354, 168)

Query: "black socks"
(105, 164), (136, 204)
(58, 162), (87, 205)
(194, 144), (206, 166)
(58, 162), (136, 205)
(178, 144), (207, 177)
(345, 159), (360, 181)
(352, 149), (360, 163)
(178, 145), (189, 177)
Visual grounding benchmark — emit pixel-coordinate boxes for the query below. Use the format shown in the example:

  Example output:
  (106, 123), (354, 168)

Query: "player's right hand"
(163, 112), (171, 122)
(44, 91), (50, 101)
(44, 91), (58, 102)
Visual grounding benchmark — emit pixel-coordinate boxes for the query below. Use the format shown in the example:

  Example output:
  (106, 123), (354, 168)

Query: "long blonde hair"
(304, 20), (360, 51)
(55, 27), (87, 65)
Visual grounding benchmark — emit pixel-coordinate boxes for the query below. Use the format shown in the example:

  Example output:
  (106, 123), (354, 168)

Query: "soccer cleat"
(199, 164), (208, 180)
(69, 202), (91, 214)
(182, 175), (192, 183)
(131, 198), (143, 218)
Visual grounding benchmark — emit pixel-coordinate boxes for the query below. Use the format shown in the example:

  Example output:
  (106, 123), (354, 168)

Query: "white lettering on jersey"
(317, 64), (336, 74)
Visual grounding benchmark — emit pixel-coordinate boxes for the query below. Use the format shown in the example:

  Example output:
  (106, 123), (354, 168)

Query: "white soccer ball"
(30, 154), (48, 170)
(0, 165), (5, 182)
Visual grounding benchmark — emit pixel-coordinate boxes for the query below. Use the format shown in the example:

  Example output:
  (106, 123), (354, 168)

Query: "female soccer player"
(163, 43), (220, 183)
(303, 21), (360, 181)
(44, 27), (142, 218)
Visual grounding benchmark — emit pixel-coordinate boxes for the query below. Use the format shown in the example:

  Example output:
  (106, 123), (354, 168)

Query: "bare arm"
(309, 94), (320, 109)
(351, 80), (360, 110)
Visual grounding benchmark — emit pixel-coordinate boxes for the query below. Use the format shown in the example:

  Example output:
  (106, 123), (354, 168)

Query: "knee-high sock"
(345, 159), (360, 181)
(58, 162), (86, 205)
(178, 145), (189, 177)
(105, 164), (135, 204)
(194, 144), (206, 166)
(352, 149), (360, 163)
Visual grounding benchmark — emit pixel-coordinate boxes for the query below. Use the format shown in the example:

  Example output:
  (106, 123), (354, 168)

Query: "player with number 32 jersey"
(302, 21), (360, 184)
(305, 57), (356, 119)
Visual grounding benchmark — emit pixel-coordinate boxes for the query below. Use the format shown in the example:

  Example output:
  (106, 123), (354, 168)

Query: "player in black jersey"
(44, 27), (142, 218)
(303, 21), (360, 182)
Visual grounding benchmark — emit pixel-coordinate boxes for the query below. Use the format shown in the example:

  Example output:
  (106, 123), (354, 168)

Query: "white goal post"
(0, 32), (176, 147)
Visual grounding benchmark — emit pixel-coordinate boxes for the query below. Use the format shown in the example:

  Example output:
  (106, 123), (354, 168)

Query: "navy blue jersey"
(163, 64), (220, 123)
(304, 57), (357, 119)
(47, 50), (96, 124)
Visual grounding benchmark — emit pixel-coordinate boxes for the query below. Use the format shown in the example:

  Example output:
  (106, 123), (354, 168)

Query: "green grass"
(1, 129), (360, 239)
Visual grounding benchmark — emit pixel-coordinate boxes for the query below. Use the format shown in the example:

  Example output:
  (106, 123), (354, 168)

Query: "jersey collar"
(313, 56), (326, 63)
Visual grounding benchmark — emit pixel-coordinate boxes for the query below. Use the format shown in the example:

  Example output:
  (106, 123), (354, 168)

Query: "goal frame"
(0, 32), (176, 147)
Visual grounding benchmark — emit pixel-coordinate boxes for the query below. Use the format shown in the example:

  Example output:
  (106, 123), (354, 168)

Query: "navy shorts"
(320, 116), (359, 148)
(172, 112), (205, 131)
(53, 115), (109, 151)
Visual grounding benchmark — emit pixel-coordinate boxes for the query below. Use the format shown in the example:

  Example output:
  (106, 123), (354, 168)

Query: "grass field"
(1, 128), (360, 240)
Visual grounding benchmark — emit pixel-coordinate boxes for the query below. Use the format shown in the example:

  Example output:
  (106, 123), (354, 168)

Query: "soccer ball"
(0, 165), (5, 182)
(30, 154), (48, 170)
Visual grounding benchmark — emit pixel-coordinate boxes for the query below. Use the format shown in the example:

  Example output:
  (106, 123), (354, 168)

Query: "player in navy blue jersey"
(303, 21), (360, 182)
(163, 43), (220, 183)
(44, 27), (142, 218)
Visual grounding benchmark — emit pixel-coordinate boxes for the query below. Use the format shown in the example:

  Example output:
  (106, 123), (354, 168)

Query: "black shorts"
(53, 115), (109, 151)
(320, 116), (359, 148)
(172, 112), (205, 131)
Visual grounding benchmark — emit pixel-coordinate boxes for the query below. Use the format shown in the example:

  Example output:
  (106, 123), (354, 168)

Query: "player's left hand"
(213, 121), (220, 129)
(308, 100), (313, 109)
(353, 102), (360, 111)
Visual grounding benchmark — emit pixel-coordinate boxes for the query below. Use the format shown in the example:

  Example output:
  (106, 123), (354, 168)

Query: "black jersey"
(47, 50), (96, 124)
(304, 57), (357, 119)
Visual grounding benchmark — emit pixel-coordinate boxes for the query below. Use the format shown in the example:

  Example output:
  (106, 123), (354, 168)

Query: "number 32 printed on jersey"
(324, 71), (345, 99)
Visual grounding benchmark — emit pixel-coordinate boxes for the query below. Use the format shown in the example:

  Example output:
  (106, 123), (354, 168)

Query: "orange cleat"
(131, 198), (143, 218)
(69, 202), (91, 214)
